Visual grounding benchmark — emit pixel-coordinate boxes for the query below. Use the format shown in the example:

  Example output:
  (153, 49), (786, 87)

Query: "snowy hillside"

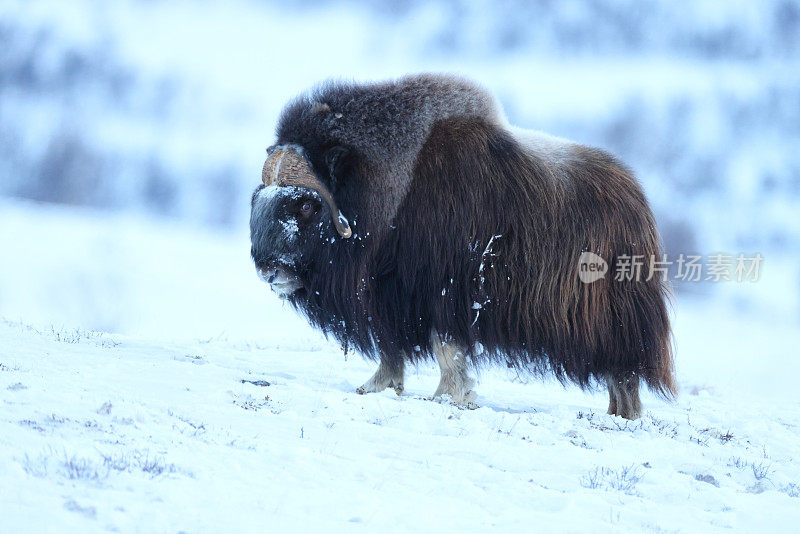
(2, 311), (799, 532)
(1, 199), (799, 531)
(2, 0), (800, 259)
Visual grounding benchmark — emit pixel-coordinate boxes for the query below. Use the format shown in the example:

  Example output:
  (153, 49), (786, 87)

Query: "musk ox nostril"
(268, 274), (275, 284)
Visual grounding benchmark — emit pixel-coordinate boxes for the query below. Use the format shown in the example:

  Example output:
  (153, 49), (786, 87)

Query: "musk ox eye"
(300, 200), (315, 217)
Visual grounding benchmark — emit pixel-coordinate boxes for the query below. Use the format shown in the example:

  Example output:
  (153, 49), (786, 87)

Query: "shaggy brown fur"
(249, 74), (676, 419)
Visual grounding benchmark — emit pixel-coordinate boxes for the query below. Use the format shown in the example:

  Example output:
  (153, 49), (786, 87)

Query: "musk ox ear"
(324, 146), (351, 193)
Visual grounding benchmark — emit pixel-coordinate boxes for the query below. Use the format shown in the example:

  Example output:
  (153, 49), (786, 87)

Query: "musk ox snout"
(255, 264), (303, 298)
(250, 185), (307, 294)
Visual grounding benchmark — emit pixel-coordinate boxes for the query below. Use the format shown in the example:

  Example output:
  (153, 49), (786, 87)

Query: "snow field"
(1, 311), (798, 532)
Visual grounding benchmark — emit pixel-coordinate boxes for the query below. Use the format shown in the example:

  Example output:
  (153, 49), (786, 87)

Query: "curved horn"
(262, 147), (352, 238)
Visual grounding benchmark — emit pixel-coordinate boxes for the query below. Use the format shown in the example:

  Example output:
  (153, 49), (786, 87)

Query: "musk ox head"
(249, 144), (353, 298)
(249, 74), (499, 299)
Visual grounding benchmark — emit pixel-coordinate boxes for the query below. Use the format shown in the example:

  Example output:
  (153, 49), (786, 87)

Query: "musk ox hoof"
(433, 374), (476, 405)
(463, 400), (479, 410)
(606, 374), (643, 420)
(607, 405), (642, 421)
(357, 358), (405, 396)
(431, 392), (479, 410)
(356, 380), (404, 396)
(446, 388), (476, 405)
(446, 391), (477, 407)
(432, 378), (477, 405)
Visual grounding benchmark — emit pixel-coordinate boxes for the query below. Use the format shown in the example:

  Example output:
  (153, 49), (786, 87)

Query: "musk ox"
(250, 73), (676, 420)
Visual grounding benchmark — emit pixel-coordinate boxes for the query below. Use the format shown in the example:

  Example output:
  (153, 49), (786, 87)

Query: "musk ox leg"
(356, 354), (404, 396)
(606, 373), (642, 420)
(431, 334), (476, 404)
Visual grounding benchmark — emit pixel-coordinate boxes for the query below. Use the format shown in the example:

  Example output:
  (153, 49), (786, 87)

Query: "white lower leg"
(432, 334), (476, 404)
(606, 374), (642, 420)
(357, 355), (404, 396)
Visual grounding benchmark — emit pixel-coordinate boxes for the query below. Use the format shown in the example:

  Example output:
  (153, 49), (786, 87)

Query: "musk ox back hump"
(275, 74), (503, 232)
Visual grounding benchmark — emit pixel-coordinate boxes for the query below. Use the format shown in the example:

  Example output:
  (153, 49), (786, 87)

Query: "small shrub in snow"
(608, 465), (644, 493)
(62, 454), (105, 481)
(45, 326), (120, 347)
(581, 468), (602, 490)
(581, 465), (643, 495)
(232, 394), (270, 411)
(751, 462), (772, 481)
(18, 419), (45, 432)
(643, 414), (679, 439)
(139, 455), (175, 476)
(47, 414), (67, 425)
(102, 453), (132, 472)
(728, 456), (748, 469)
(691, 426), (735, 445)
(22, 449), (179, 482)
(101, 451), (178, 477)
(22, 453), (49, 477)
(47, 326), (100, 344)
(167, 409), (207, 436)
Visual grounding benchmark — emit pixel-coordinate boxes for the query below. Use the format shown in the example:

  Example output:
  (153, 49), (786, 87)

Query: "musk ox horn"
(262, 146), (353, 238)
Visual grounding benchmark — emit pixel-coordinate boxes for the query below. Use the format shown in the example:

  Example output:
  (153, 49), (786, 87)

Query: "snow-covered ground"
(1, 199), (799, 532)
(2, 308), (799, 532)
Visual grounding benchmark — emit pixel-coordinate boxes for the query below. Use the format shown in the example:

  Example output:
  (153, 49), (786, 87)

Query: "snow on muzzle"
(262, 145), (352, 238)
(256, 264), (302, 299)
